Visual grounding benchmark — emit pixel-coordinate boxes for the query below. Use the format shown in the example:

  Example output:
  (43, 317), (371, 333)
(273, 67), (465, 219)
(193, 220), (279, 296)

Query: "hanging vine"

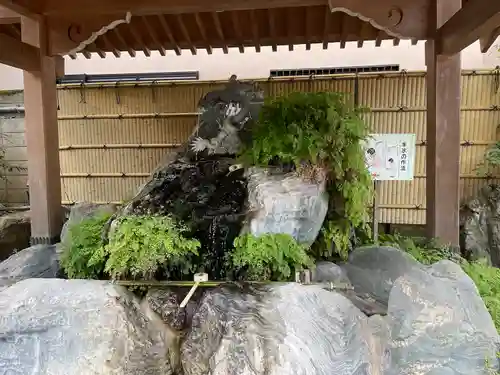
(238, 91), (373, 259)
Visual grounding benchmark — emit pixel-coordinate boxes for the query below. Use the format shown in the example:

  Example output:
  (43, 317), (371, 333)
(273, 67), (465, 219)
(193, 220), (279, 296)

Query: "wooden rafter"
(212, 12), (228, 54)
(141, 15), (166, 56)
(268, 8), (277, 52)
(195, 13), (212, 54)
(375, 29), (383, 47)
(437, 0), (500, 55)
(101, 33), (120, 57)
(157, 14), (181, 56)
(112, 27), (136, 57)
(250, 9), (260, 53)
(230, 11), (244, 53)
(339, 14), (347, 49)
(305, 7), (311, 51)
(0, 32), (40, 70)
(322, 8), (330, 49)
(287, 8), (293, 51)
(129, 22), (151, 56)
(177, 14), (196, 55)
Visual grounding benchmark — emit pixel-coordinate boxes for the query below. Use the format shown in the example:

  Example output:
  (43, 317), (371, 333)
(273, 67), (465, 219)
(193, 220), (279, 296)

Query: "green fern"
(238, 92), (373, 259)
(89, 215), (200, 280)
(231, 233), (314, 281)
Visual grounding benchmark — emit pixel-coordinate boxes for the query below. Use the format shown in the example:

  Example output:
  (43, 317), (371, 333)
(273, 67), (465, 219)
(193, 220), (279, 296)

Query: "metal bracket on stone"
(295, 269), (312, 284)
(295, 269), (354, 292)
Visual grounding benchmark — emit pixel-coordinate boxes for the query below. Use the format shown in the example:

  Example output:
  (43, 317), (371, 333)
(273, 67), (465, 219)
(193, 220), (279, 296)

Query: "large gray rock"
(244, 167), (329, 246)
(0, 278), (176, 375)
(461, 184), (500, 266)
(341, 246), (424, 306)
(181, 283), (384, 375)
(386, 260), (499, 374)
(0, 244), (58, 291)
(0, 210), (31, 261)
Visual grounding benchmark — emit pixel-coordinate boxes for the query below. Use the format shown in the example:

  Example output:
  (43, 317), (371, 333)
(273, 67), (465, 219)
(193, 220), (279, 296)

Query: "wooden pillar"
(21, 16), (63, 244)
(425, 0), (462, 246)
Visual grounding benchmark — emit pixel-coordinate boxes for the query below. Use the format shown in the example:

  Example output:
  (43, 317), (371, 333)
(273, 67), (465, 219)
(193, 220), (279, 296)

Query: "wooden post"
(425, 0), (462, 246)
(21, 16), (63, 244)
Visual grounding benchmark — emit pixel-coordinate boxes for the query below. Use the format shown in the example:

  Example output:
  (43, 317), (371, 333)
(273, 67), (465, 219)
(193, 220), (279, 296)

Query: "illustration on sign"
(363, 133), (416, 181)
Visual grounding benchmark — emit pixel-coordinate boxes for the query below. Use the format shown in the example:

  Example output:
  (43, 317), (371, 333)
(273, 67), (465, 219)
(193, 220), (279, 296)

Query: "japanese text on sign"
(363, 133), (416, 181)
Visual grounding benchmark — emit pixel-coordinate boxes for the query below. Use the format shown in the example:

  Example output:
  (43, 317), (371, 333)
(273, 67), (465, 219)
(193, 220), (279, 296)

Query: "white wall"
(1, 39), (499, 90)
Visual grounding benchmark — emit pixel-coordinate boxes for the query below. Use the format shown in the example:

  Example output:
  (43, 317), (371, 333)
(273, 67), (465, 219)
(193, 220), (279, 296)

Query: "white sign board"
(363, 133), (416, 181)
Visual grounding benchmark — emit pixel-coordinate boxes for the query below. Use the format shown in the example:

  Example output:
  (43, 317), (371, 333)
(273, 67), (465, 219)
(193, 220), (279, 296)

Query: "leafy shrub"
(476, 141), (500, 176)
(231, 233), (314, 281)
(238, 92), (373, 260)
(60, 212), (112, 279)
(90, 215), (200, 280)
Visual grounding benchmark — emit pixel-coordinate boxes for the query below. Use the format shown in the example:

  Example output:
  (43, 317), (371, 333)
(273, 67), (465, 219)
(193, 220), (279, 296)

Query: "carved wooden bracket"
(47, 14), (130, 55)
(328, 0), (428, 39)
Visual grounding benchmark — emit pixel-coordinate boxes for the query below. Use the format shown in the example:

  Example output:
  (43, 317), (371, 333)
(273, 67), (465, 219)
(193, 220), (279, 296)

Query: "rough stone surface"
(313, 261), (352, 285)
(145, 287), (198, 331)
(341, 246), (424, 306)
(0, 210), (31, 261)
(386, 260), (499, 375)
(245, 167), (329, 246)
(0, 244), (58, 291)
(181, 283), (383, 375)
(60, 202), (117, 245)
(461, 184), (500, 266)
(0, 278), (176, 375)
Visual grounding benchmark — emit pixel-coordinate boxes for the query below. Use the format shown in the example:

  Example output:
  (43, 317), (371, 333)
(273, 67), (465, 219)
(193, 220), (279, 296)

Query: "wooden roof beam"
(0, 32), (40, 70)
(0, 5), (20, 24)
(480, 26), (500, 53)
(0, 0), (39, 19)
(42, 0), (326, 16)
(436, 0), (500, 55)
